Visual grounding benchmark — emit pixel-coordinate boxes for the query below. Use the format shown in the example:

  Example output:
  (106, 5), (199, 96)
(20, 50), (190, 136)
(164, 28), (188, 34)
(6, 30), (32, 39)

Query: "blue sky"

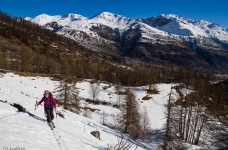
(1, 0), (228, 28)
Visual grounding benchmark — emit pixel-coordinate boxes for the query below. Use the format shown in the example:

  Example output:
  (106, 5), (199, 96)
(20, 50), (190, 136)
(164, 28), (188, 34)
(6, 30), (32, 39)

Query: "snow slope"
(0, 72), (156, 150)
(189, 20), (228, 42)
(155, 14), (208, 37)
(28, 12), (136, 35)
(0, 69), (203, 150)
(29, 14), (62, 26)
(89, 12), (135, 31)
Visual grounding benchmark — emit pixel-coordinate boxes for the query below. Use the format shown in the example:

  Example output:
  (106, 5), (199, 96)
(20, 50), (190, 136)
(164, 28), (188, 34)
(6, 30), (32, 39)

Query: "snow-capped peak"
(160, 14), (181, 19)
(188, 20), (228, 42)
(144, 14), (207, 37)
(62, 13), (86, 21)
(24, 16), (31, 21)
(91, 11), (131, 21)
(30, 13), (62, 26)
(28, 12), (228, 44)
(91, 12), (123, 19)
(89, 12), (135, 30)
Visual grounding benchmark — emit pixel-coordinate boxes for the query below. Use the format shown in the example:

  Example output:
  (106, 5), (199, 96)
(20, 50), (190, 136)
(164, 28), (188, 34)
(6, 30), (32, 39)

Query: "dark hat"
(44, 90), (50, 94)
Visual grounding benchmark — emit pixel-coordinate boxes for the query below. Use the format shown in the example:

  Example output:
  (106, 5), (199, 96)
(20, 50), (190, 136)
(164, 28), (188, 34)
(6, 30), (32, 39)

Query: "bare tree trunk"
(185, 95), (193, 142)
(163, 86), (173, 150)
(89, 83), (100, 103)
(64, 79), (67, 109)
(191, 106), (200, 143)
(182, 83), (189, 140)
(188, 110), (195, 143)
(194, 116), (206, 145)
(182, 107), (187, 140)
(100, 109), (107, 125)
(184, 106), (192, 142)
(178, 87), (185, 140)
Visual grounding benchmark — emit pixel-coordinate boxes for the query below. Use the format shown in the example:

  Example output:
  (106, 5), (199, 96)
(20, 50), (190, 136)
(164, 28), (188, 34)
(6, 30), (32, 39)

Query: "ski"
(48, 122), (53, 130)
(51, 122), (56, 128)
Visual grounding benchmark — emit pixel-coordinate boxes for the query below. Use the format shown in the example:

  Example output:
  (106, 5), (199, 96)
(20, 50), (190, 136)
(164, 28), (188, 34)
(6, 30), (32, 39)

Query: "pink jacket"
(37, 96), (56, 108)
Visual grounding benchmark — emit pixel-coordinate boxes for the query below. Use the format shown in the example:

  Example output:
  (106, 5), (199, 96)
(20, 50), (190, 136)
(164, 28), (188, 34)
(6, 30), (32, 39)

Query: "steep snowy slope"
(0, 72), (156, 150)
(29, 13), (86, 26)
(28, 12), (135, 34)
(189, 20), (228, 43)
(89, 12), (136, 32)
(0, 69), (190, 149)
(0, 102), (117, 150)
(160, 15), (207, 37)
(29, 14), (62, 26)
(143, 13), (228, 44)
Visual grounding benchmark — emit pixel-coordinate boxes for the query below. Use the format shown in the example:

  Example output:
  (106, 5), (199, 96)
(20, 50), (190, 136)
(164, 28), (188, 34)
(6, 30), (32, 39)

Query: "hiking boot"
(51, 121), (55, 128)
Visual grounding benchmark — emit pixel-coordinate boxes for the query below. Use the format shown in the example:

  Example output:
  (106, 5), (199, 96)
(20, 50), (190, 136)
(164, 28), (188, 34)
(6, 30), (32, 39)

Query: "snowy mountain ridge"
(27, 12), (228, 42)
(25, 12), (228, 73)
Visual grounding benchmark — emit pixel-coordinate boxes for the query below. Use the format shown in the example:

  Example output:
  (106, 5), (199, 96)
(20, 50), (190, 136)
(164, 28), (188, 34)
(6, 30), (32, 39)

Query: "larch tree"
(54, 79), (77, 110)
(115, 84), (123, 106)
(119, 89), (141, 140)
(140, 108), (151, 141)
(69, 92), (81, 114)
(162, 85), (186, 150)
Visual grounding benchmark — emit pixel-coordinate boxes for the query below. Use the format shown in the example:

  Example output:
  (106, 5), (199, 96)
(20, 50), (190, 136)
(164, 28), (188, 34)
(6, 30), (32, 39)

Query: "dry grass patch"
(0, 69), (7, 73)
(86, 99), (100, 105)
(83, 106), (100, 112)
(90, 79), (99, 84)
(101, 101), (109, 105)
(15, 71), (46, 77)
(13, 71), (83, 83)
(172, 84), (185, 90)
(57, 111), (65, 118)
(113, 104), (120, 109)
(102, 84), (112, 90)
(142, 95), (151, 100)
(146, 89), (159, 94)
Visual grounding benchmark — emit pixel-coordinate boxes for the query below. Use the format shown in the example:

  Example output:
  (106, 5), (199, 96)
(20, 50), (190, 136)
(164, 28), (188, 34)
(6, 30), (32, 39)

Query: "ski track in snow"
(52, 129), (68, 150)
(0, 73), (155, 149)
(0, 72), (184, 149)
(0, 71), (202, 149)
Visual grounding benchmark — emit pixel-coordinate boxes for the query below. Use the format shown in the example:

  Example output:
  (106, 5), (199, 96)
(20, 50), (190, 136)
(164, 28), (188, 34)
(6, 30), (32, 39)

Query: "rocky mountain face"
(26, 12), (228, 73)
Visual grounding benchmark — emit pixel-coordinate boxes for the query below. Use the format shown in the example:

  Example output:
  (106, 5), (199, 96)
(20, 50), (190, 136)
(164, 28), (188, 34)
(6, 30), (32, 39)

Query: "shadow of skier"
(9, 103), (46, 122)
(26, 111), (46, 122)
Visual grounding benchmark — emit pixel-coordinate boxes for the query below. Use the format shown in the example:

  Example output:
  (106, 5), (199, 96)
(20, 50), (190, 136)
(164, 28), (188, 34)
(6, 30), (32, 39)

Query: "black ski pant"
(44, 106), (54, 123)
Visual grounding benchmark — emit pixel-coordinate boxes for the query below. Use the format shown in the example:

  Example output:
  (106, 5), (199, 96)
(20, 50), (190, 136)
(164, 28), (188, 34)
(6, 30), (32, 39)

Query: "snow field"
(0, 72), (157, 149)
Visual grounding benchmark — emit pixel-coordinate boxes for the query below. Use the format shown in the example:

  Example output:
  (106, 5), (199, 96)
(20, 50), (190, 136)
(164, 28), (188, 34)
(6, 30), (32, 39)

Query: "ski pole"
(34, 101), (37, 114)
(55, 108), (58, 128)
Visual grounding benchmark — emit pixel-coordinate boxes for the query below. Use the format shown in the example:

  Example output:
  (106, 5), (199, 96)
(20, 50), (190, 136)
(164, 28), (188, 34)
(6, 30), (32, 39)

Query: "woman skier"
(36, 90), (56, 128)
